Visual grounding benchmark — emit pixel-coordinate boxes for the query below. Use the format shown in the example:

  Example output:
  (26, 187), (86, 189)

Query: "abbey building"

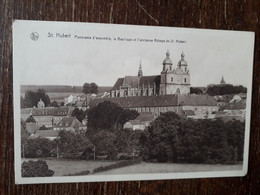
(90, 51), (218, 120)
(110, 51), (190, 97)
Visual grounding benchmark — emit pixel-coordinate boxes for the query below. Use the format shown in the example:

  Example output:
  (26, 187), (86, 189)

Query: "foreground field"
(93, 162), (242, 175)
(22, 159), (118, 176)
(23, 159), (242, 176)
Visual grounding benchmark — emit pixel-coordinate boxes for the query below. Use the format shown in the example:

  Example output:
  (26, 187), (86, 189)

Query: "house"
(53, 117), (87, 133)
(215, 99), (246, 121)
(124, 120), (145, 130)
(64, 95), (78, 105)
(21, 106), (74, 128)
(223, 99), (246, 119)
(25, 116), (40, 134)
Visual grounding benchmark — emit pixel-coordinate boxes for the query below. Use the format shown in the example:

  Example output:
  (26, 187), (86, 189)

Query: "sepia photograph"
(13, 20), (254, 184)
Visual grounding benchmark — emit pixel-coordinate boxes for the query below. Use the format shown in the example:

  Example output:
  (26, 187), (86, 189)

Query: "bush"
(22, 160), (54, 177)
(93, 159), (142, 173)
(23, 138), (56, 158)
(64, 170), (90, 176)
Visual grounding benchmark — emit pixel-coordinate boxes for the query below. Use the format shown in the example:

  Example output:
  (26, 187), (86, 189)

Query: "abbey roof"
(89, 94), (217, 109)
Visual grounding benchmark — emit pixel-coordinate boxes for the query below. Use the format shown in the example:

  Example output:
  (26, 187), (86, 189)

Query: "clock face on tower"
(177, 76), (181, 82)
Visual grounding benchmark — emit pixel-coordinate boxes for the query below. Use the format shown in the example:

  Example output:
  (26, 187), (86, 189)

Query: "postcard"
(13, 20), (255, 184)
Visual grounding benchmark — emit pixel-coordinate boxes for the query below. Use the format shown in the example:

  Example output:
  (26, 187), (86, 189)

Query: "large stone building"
(89, 94), (218, 119)
(110, 51), (190, 97)
(91, 51), (218, 119)
(21, 106), (74, 128)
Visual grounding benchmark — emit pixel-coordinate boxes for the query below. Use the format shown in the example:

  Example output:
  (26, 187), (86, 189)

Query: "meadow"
(22, 159), (242, 176)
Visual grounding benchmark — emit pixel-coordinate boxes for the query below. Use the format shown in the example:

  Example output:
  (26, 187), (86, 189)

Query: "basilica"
(110, 51), (191, 97)
(90, 51), (218, 119)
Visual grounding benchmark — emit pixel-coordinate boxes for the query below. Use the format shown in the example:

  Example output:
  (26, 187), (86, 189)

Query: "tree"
(21, 89), (50, 108)
(71, 108), (86, 122)
(50, 100), (58, 107)
(57, 130), (93, 159)
(139, 112), (244, 164)
(23, 137), (56, 158)
(83, 82), (98, 94)
(87, 101), (139, 130)
(22, 160), (54, 177)
(88, 130), (117, 159)
(206, 84), (247, 96)
(190, 87), (203, 94)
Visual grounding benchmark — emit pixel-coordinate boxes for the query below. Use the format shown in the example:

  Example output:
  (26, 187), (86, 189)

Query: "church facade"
(110, 51), (190, 97)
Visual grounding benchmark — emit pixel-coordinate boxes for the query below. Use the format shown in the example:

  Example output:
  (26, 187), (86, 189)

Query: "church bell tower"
(160, 51), (190, 95)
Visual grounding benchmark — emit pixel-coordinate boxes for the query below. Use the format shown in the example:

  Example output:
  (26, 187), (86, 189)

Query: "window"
(184, 78), (186, 83)
(171, 77), (173, 82)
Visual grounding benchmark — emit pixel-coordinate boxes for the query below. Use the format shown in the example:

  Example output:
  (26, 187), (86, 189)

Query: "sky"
(13, 21), (255, 88)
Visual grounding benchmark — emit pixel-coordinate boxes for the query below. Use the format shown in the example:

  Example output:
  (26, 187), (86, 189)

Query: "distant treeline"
(206, 84), (247, 96)
(21, 85), (111, 94)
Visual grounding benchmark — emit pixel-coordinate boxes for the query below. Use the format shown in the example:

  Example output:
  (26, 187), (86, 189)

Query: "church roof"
(163, 51), (173, 65)
(89, 94), (217, 109)
(178, 52), (188, 66)
(139, 75), (161, 88)
(112, 78), (124, 90)
(123, 76), (140, 88)
(111, 75), (161, 90)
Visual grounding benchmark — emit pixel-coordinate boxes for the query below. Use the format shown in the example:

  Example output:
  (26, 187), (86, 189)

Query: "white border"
(13, 20), (255, 184)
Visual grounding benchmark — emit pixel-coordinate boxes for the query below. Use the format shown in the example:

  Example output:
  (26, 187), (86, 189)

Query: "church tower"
(138, 61), (143, 77)
(220, 76), (225, 84)
(160, 51), (190, 95)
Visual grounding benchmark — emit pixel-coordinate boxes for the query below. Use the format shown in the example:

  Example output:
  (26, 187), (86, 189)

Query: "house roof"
(21, 108), (32, 114)
(22, 106), (73, 116)
(127, 120), (143, 126)
(136, 112), (154, 122)
(35, 130), (59, 138)
(224, 99), (246, 110)
(89, 94), (217, 109)
(25, 116), (36, 123)
(178, 94), (217, 106)
(55, 117), (85, 128)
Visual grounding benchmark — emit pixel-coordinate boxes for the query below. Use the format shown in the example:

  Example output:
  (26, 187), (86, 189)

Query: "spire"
(181, 51), (185, 60)
(220, 76), (226, 84)
(138, 61), (143, 77)
(166, 50), (170, 58)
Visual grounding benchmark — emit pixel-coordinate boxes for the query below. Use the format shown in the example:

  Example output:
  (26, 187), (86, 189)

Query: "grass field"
(22, 159), (242, 176)
(93, 162), (243, 175)
(22, 158), (118, 176)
